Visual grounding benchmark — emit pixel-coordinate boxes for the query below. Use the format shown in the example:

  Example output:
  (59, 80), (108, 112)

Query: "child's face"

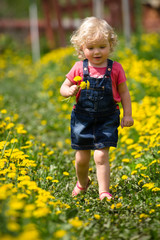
(82, 38), (110, 67)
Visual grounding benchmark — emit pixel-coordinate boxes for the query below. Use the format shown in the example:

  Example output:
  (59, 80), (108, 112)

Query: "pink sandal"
(99, 192), (113, 200)
(72, 177), (91, 197)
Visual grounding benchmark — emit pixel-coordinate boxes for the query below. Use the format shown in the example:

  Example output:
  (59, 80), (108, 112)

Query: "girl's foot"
(72, 177), (91, 197)
(99, 192), (112, 200)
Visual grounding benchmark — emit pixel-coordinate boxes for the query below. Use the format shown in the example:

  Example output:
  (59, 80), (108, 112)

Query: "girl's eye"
(88, 47), (93, 50)
(100, 46), (106, 49)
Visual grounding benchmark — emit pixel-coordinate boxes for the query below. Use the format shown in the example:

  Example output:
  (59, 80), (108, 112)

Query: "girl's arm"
(118, 81), (134, 128)
(60, 78), (79, 98)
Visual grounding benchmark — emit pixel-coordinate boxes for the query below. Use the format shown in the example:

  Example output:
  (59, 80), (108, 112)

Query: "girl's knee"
(75, 150), (90, 166)
(94, 148), (109, 165)
(76, 157), (87, 166)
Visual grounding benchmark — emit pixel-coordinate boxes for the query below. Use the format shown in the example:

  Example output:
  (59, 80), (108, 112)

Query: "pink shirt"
(66, 60), (126, 103)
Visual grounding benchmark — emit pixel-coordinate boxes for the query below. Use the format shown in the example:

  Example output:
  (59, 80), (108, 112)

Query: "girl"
(60, 17), (134, 200)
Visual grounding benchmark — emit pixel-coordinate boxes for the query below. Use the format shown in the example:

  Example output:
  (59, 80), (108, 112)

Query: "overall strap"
(83, 58), (113, 77)
(104, 59), (113, 77)
(83, 59), (89, 77)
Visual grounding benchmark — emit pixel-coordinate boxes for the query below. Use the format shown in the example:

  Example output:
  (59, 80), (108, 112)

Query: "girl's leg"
(94, 147), (111, 199)
(73, 150), (91, 195)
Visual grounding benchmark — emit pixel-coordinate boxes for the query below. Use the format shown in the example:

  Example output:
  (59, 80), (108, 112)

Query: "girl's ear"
(80, 44), (84, 51)
(80, 45), (85, 56)
(108, 40), (112, 52)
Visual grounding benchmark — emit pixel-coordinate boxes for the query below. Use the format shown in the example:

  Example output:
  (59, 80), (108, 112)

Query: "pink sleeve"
(66, 61), (83, 84)
(111, 62), (127, 103)
(115, 62), (127, 85)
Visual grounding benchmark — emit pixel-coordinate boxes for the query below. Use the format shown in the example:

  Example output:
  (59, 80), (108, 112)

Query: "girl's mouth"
(94, 57), (101, 59)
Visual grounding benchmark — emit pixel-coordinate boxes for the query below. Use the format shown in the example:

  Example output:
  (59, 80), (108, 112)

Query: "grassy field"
(0, 33), (160, 240)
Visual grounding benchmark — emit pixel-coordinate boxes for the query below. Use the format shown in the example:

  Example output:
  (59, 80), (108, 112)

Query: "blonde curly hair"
(71, 17), (117, 60)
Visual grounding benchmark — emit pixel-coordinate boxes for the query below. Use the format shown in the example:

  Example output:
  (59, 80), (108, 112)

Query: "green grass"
(0, 33), (160, 240)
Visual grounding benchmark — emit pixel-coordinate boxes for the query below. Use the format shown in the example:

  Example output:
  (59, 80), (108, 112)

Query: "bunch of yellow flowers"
(73, 76), (90, 90)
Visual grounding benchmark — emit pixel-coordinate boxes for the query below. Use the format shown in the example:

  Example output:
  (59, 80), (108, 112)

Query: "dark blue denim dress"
(71, 59), (120, 150)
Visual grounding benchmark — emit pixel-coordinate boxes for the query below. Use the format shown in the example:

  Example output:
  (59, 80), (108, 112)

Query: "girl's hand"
(68, 85), (79, 97)
(121, 116), (134, 128)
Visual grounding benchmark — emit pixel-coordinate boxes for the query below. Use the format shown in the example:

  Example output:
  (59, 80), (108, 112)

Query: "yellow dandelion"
(149, 209), (155, 214)
(41, 120), (47, 126)
(73, 76), (82, 82)
(16, 124), (27, 134)
(139, 213), (149, 218)
(87, 80), (90, 89)
(48, 90), (53, 97)
(54, 229), (67, 238)
(134, 153), (142, 158)
(33, 207), (51, 218)
(7, 222), (20, 232)
(135, 163), (143, 169)
(69, 217), (83, 228)
(141, 166), (147, 170)
(142, 182), (155, 189)
(7, 172), (16, 179)
(4, 116), (11, 121)
(148, 160), (157, 166)
(122, 158), (130, 163)
(13, 113), (19, 121)
(65, 138), (71, 145)
(52, 179), (59, 183)
(94, 214), (101, 220)
(62, 103), (68, 111)
(141, 174), (150, 179)
(63, 171), (69, 176)
(122, 175), (128, 180)
(116, 202), (122, 208)
(6, 122), (14, 130)
(152, 187), (160, 192)
(126, 138), (134, 145)
(10, 138), (18, 144)
(1, 109), (7, 114)
(9, 199), (25, 210)
(80, 81), (86, 89)
(46, 176), (53, 181)
(47, 150), (54, 155)
(131, 170), (137, 175)
(56, 210), (62, 215)
(111, 204), (115, 210)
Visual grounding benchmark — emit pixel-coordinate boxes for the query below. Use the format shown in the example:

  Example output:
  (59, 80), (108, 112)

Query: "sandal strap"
(76, 181), (86, 191)
(72, 177), (91, 197)
(72, 189), (77, 196)
(100, 192), (112, 197)
(76, 177), (91, 190)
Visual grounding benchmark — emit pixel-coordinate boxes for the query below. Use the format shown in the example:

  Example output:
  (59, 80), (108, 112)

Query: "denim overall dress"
(71, 59), (120, 150)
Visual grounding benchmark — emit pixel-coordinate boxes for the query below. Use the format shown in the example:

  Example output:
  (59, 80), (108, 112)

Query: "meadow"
(0, 33), (160, 240)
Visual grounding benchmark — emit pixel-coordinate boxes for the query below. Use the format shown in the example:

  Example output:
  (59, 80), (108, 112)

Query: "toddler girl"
(60, 17), (134, 200)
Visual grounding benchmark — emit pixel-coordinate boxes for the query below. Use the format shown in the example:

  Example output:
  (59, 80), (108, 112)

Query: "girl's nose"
(94, 48), (100, 53)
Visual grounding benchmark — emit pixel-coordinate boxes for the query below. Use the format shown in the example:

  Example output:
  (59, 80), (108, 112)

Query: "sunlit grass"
(0, 33), (160, 240)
